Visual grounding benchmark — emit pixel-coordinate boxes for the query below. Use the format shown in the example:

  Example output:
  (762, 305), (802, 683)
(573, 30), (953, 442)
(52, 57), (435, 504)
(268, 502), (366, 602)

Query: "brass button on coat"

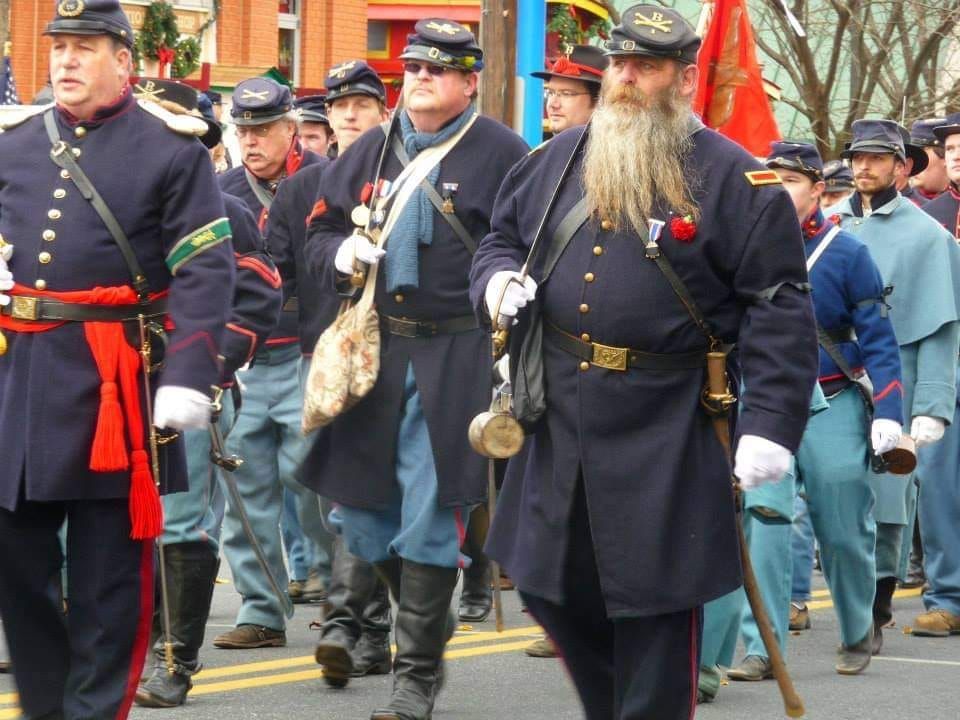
(579, 361), (590, 371)
(34, 279), (47, 290)
(47, 209), (61, 220)
(53, 189), (66, 199)
(394, 294), (404, 303)
(38, 252), (52, 264)
(75, 127), (87, 138)
(593, 246), (603, 256)
(60, 169), (70, 180)
(600, 219), (613, 231)
(579, 303), (589, 314)
(581, 333), (591, 342)
(42, 230), (55, 242)
(584, 272), (595, 282)
(71, 148), (81, 158)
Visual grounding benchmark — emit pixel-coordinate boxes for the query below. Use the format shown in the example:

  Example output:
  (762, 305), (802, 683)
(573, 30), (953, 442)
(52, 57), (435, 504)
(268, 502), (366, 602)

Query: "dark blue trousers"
(521, 483), (702, 720)
(0, 495), (152, 720)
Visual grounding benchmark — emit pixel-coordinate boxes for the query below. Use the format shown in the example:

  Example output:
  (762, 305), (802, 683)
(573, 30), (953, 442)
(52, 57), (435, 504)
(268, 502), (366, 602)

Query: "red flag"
(694, 0), (781, 156)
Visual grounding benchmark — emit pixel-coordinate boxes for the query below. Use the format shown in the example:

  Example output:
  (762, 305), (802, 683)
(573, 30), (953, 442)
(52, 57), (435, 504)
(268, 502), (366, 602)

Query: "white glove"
(485, 271), (537, 329)
(334, 232), (385, 275)
(734, 434), (792, 492)
(153, 385), (212, 430)
(493, 354), (510, 384)
(911, 415), (946, 448)
(871, 418), (902, 455)
(0, 243), (13, 307)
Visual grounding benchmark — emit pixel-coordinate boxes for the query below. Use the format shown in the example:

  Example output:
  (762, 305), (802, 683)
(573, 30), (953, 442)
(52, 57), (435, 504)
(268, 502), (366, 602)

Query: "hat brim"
(44, 20), (133, 46)
(824, 180), (855, 192)
(325, 85), (385, 104)
(398, 47), (478, 71)
(764, 158), (821, 180)
(231, 110), (290, 126)
(199, 118), (222, 149)
(840, 141), (903, 160)
(903, 143), (929, 176)
(933, 124), (960, 143)
(530, 69), (601, 84)
(299, 112), (329, 125)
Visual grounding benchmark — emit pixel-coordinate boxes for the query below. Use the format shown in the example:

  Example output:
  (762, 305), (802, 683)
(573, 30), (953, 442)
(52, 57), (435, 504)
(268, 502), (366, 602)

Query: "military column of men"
(1, 2), (959, 720)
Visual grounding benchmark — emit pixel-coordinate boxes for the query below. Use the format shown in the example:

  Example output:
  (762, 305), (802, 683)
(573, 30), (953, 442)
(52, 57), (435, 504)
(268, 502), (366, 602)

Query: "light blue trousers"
(160, 394), (234, 550)
(221, 345), (331, 629)
(331, 364), (471, 570)
(790, 493), (815, 601)
(918, 377), (960, 616)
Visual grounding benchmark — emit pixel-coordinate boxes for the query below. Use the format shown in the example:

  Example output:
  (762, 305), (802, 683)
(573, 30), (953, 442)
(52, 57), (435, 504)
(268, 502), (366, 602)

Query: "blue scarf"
(385, 106), (474, 292)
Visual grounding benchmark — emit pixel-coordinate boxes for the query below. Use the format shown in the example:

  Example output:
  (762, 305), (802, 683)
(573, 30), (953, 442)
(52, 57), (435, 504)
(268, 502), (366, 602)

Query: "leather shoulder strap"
(541, 196), (590, 283)
(244, 169), (275, 211)
(389, 131), (477, 255)
(43, 109), (150, 300)
(645, 238), (717, 344)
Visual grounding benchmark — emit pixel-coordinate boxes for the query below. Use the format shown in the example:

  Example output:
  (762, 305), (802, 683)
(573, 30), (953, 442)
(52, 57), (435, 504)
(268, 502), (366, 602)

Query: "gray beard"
(582, 93), (698, 236)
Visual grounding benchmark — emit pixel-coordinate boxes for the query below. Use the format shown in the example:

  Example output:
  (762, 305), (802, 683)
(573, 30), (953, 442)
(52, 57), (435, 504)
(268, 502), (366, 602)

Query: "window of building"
(278, 5), (300, 84)
(368, 21), (390, 58)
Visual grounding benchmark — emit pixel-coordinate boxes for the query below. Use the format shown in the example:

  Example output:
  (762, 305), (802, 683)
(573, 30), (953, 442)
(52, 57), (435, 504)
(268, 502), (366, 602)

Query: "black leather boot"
(315, 538), (389, 687)
(351, 579), (393, 677)
(872, 576), (897, 655)
(458, 523), (492, 623)
(136, 542), (219, 708)
(370, 560), (458, 720)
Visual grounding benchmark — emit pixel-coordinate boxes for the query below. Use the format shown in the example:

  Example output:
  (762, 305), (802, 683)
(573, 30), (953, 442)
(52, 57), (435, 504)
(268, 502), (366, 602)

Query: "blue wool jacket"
(804, 208), (903, 423)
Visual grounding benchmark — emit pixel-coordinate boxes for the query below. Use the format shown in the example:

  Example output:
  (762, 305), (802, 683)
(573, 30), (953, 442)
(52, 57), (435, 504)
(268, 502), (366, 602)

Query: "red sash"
(0, 283), (167, 539)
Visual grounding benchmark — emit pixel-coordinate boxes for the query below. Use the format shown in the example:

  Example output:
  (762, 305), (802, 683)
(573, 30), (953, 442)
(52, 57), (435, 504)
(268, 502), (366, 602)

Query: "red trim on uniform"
(874, 379), (904, 403)
(818, 366), (865, 384)
(257, 207), (269, 233)
(265, 336), (299, 346)
(167, 330), (218, 363)
(117, 539), (154, 720)
(454, 508), (467, 567)
(548, 55), (603, 78)
(306, 197), (328, 226)
(688, 609), (699, 720)
(226, 323), (258, 365)
(237, 255), (282, 289)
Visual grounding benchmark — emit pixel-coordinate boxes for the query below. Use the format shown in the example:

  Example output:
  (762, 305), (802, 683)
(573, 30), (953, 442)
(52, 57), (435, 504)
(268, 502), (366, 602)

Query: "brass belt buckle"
(591, 341), (628, 371)
(11, 296), (40, 321)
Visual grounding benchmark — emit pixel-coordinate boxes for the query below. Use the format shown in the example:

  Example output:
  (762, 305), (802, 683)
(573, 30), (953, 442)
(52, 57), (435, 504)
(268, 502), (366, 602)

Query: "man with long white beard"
(470, 5), (818, 718)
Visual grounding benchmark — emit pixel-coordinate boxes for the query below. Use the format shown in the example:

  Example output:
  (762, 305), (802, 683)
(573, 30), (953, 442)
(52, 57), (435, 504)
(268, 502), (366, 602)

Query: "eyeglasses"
(235, 123), (276, 139)
(403, 62), (449, 76)
(543, 89), (590, 100)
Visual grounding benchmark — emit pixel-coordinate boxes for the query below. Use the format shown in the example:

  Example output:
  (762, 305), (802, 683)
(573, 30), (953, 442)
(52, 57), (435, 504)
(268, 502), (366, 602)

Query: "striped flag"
(1, 55), (21, 105)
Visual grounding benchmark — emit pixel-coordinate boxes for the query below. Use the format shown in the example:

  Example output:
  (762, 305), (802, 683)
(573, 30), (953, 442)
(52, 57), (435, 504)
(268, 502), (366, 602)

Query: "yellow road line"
(194, 625), (542, 682)
(191, 640), (536, 696)
(873, 655), (960, 667)
(807, 586), (920, 611)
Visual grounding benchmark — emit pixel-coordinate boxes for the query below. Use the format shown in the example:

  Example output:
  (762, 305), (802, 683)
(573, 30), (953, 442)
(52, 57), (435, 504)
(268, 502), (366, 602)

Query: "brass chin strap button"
(394, 293), (404, 303)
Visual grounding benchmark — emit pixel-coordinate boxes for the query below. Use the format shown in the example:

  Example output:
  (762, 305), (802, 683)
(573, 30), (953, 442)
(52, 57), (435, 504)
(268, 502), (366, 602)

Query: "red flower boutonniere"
(670, 214), (697, 243)
(828, 213), (842, 226)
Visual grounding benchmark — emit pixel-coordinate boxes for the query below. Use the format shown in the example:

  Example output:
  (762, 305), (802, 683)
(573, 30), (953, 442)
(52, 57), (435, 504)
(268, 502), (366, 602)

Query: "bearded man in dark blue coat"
(469, 5), (818, 718)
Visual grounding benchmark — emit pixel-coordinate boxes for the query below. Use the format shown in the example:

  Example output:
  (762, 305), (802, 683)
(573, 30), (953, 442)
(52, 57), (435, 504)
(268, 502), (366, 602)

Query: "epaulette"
(0, 103), (52, 132)
(527, 138), (551, 156)
(745, 169), (782, 187)
(137, 99), (208, 138)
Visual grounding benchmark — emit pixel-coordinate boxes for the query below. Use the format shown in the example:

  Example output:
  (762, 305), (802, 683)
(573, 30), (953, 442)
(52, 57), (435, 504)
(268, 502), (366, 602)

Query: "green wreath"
(132, 0), (212, 78)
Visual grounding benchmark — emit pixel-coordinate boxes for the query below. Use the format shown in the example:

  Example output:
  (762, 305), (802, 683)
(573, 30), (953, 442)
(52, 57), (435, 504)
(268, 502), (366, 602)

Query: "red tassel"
(129, 449), (163, 540)
(90, 381), (129, 471)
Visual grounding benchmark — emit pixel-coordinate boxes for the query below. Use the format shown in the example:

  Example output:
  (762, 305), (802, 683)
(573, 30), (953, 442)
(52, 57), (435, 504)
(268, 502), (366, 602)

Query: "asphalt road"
(1, 570), (958, 719)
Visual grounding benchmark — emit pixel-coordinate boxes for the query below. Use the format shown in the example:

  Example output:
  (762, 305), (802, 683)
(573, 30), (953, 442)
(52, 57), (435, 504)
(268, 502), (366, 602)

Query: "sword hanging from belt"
(703, 353), (806, 719)
(138, 314), (176, 676)
(208, 387), (294, 620)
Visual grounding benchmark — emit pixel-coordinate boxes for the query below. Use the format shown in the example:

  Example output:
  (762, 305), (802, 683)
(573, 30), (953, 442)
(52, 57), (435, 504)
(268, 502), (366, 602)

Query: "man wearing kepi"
(728, 142), (904, 680)
(469, 6), (818, 718)
(826, 119), (960, 652)
(215, 76), (329, 650)
(0, 1), (235, 718)
(909, 113), (960, 638)
(534, 44), (605, 136)
(270, 61), (394, 686)
(302, 19), (528, 720)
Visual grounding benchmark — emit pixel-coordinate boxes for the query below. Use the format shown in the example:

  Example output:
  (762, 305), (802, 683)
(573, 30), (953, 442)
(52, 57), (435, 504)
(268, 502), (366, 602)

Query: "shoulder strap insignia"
(0, 103), (52, 132)
(745, 169), (782, 187)
(527, 138), (551, 156)
(137, 99), (207, 138)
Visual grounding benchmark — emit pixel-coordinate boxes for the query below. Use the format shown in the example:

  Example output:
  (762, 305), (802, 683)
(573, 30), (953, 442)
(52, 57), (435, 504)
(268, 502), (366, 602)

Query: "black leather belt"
(545, 323), (707, 371)
(382, 314), (479, 338)
(0, 295), (168, 322)
(824, 326), (856, 344)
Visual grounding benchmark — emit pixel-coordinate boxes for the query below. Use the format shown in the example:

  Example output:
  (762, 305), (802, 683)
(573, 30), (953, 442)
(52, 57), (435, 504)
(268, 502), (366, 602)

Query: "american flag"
(1, 56), (20, 105)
